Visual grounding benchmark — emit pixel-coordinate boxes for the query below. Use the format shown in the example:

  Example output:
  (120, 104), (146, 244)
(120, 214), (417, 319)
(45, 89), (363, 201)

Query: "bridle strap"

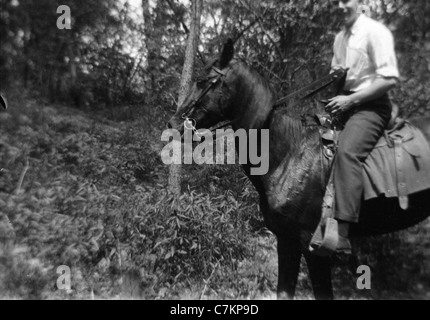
(211, 66), (226, 76)
(181, 76), (219, 119)
(181, 66), (229, 120)
(208, 119), (233, 131)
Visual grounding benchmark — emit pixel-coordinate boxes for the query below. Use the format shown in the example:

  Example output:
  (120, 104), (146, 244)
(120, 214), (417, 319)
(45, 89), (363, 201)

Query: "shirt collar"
(345, 14), (367, 36)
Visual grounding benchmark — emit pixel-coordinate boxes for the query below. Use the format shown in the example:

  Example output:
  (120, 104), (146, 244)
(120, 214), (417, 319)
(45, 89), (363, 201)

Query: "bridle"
(181, 66), (234, 136)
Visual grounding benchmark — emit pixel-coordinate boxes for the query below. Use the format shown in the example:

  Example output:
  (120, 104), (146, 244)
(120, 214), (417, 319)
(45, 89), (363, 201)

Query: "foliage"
(2, 0), (428, 117)
(0, 89), (266, 299)
(0, 0), (429, 300)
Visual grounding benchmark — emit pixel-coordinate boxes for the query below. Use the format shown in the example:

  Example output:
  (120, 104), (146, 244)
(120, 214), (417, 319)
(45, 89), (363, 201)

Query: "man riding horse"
(168, 0), (430, 298)
(324, 0), (399, 253)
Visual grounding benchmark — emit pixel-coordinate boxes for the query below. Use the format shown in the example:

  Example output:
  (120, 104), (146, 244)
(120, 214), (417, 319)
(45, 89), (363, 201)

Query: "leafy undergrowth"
(1, 88), (429, 300)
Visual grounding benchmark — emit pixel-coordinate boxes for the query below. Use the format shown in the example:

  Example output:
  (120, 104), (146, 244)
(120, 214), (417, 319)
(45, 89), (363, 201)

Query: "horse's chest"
(264, 155), (321, 212)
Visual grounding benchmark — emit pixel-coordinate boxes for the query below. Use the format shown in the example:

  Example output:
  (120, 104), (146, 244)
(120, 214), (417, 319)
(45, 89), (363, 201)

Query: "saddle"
(309, 107), (430, 255)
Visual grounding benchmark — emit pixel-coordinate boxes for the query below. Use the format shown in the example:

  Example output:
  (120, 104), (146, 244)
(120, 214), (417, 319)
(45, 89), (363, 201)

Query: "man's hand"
(324, 77), (397, 116)
(330, 65), (344, 75)
(325, 95), (355, 115)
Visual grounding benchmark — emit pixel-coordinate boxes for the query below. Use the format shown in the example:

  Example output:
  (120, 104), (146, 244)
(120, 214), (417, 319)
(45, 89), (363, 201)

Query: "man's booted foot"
(309, 218), (351, 256)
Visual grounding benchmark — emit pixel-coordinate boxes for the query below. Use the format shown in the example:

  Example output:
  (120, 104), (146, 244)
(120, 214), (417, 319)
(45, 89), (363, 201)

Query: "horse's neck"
(229, 64), (274, 130)
(227, 63), (310, 170)
(267, 112), (308, 170)
(233, 106), (308, 174)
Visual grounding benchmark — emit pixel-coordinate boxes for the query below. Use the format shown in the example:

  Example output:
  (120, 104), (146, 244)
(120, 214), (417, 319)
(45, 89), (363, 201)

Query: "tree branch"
(166, 0), (189, 34)
(232, 19), (257, 44)
(238, 0), (284, 62)
(15, 157), (29, 195)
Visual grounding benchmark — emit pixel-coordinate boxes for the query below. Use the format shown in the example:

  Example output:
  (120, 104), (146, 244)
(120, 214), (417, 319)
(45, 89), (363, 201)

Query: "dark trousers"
(334, 94), (392, 223)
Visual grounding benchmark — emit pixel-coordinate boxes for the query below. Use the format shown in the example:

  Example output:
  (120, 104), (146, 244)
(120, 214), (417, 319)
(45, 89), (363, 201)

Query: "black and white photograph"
(0, 0), (429, 302)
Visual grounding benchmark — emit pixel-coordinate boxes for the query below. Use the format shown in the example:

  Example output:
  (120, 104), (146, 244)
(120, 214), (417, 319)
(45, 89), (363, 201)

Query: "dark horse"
(167, 41), (430, 299)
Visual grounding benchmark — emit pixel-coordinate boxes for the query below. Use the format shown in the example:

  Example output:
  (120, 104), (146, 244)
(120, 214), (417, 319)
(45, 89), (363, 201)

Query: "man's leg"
(334, 107), (390, 244)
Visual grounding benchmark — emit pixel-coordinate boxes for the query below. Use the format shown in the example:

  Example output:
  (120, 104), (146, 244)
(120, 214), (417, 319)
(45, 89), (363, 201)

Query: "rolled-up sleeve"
(368, 26), (400, 79)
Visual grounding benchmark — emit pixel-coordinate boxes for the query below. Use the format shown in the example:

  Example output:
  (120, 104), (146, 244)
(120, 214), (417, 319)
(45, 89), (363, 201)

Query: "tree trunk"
(142, 0), (161, 92)
(68, 42), (77, 87)
(168, 0), (203, 198)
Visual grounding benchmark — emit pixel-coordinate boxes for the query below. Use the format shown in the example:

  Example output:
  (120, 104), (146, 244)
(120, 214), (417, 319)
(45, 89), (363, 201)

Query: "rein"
(273, 67), (348, 108)
(0, 94), (7, 110)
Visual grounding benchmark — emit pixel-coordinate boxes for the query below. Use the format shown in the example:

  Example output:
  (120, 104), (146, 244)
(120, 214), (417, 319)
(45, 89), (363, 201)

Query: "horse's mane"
(232, 60), (311, 149)
(232, 59), (274, 95)
(271, 109), (311, 155)
(226, 58), (320, 165)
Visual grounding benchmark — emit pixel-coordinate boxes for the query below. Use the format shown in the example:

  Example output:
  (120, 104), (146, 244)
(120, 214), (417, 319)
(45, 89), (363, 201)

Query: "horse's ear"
(197, 50), (206, 66)
(219, 38), (234, 69)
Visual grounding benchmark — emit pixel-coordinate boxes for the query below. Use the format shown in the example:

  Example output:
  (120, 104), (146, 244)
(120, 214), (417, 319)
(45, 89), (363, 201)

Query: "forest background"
(0, 0), (429, 299)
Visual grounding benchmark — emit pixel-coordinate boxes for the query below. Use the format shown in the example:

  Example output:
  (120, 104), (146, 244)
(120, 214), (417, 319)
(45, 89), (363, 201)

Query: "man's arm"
(326, 77), (397, 115)
(327, 20), (399, 115)
(349, 77), (397, 105)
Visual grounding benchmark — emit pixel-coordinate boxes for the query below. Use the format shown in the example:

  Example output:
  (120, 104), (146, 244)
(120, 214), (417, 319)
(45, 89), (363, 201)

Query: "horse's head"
(167, 39), (235, 135)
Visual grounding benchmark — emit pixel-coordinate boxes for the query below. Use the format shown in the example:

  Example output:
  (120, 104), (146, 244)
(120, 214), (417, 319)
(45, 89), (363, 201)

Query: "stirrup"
(309, 217), (339, 256)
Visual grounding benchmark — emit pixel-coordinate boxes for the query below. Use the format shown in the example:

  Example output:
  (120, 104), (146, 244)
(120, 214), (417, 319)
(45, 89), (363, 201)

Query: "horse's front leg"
(303, 251), (334, 300)
(276, 235), (302, 299)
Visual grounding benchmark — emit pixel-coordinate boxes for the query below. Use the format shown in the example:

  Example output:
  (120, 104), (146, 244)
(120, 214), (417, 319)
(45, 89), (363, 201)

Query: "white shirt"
(331, 14), (400, 92)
